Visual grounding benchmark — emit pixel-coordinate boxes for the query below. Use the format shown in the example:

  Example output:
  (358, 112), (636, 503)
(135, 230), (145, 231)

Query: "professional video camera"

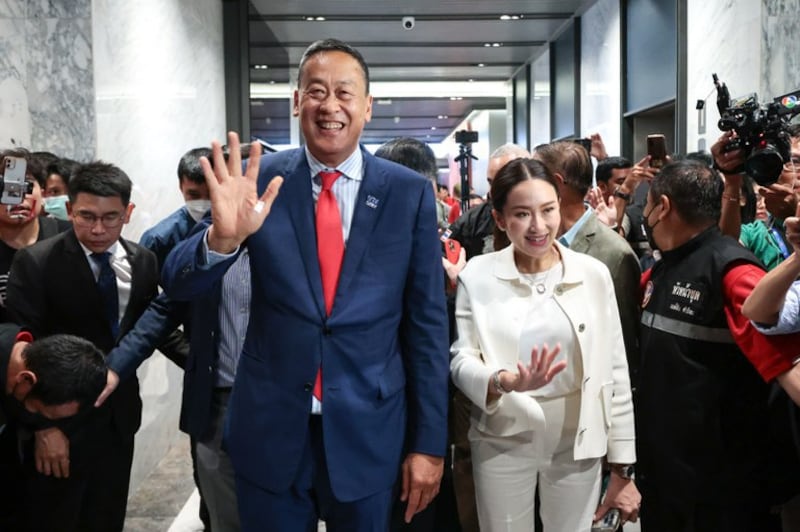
(714, 73), (800, 186)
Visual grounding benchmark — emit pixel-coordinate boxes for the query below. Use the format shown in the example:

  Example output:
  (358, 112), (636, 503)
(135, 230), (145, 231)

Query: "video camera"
(714, 73), (800, 186)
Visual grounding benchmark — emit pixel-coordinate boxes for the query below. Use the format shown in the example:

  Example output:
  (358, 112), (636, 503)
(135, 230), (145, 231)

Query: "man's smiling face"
(293, 50), (373, 168)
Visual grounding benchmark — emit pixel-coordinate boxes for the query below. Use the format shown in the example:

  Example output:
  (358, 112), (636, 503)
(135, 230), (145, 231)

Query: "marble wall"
(686, 0), (800, 153)
(580, 0), (621, 157)
(0, 0), (94, 159)
(90, 0), (227, 493)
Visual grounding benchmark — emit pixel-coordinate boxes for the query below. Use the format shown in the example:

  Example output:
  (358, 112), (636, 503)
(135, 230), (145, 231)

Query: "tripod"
(454, 142), (477, 213)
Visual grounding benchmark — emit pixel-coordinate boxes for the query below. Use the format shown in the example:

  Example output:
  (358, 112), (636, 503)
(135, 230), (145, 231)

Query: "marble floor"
(122, 435), (640, 532)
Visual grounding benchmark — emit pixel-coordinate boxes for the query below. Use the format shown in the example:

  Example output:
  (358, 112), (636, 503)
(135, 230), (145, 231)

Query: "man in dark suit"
(6, 162), (160, 532)
(162, 39), (449, 531)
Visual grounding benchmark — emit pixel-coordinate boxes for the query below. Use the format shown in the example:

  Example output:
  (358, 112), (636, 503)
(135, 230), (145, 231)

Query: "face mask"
(642, 205), (661, 252)
(185, 200), (211, 223)
(43, 195), (69, 221)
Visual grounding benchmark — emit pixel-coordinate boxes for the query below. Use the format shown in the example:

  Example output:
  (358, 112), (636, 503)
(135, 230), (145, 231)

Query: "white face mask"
(185, 199), (211, 222)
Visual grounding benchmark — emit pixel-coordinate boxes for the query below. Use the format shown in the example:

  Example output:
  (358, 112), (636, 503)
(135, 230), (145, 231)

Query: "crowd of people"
(1, 37), (800, 532)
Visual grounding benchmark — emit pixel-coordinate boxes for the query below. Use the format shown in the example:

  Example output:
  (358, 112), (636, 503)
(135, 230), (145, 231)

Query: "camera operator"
(717, 124), (800, 270)
(0, 149), (71, 322)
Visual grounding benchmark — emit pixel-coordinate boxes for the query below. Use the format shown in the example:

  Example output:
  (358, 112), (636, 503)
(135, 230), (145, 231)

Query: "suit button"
(578, 323), (585, 332)
(304, 382), (313, 392)
(323, 327), (332, 336)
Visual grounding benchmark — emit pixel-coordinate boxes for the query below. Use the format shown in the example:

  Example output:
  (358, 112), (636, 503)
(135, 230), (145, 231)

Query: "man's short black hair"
(68, 162), (133, 206)
(22, 334), (106, 407)
(374, 137), (437, 181)
(595, 156), (633, 184)
(177, 147), (212, 185)
(46, 158), (79, 189)
(650, 160), (723, 226)
(298, 39), (370, 94)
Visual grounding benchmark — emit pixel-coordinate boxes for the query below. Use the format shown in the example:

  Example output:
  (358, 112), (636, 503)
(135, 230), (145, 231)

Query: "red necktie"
(314, 170), (344, 401)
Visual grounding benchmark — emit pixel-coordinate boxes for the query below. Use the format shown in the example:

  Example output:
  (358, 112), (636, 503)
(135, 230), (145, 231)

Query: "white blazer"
(450, 242), (636, 464)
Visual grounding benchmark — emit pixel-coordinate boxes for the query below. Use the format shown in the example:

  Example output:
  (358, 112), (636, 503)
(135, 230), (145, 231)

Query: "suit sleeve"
(400, 182), (450, 457)
(6, 248), (46, 338)
(161, 224), (239, 301)
(610, 248), (642, 386)
(107, 293), (188, 380)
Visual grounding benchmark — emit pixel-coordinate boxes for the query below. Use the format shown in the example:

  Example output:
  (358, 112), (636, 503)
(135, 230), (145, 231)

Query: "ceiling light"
(305, 16), (314, 21)
(393, 116), (400, 123)
(491, 43), (501, 47)
(449, 96), (463, 101)
(431, 126), (437, 130)
(468, 79), (474, 82)
(484, 43), (491, 47)
(499, 15), (511, 20)
(477, 63), (485, 67)
(254, 65), (268, 70)
(437, 115), (448, 120)
(316, 16), (325, 21)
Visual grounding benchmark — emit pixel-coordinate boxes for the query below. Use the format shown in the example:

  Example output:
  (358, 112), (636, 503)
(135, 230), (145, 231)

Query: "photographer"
(0, 149), (70, 322)
(718, 125), (800, 270)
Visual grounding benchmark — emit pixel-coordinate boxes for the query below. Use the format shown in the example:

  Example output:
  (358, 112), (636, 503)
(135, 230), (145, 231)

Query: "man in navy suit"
(161, 39), (449, 531)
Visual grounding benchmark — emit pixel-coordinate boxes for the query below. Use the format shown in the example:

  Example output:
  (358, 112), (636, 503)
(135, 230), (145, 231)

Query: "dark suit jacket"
(571, 212), (642, 386)
(162, 146), (450, 502)
(6, 229), (159, 443)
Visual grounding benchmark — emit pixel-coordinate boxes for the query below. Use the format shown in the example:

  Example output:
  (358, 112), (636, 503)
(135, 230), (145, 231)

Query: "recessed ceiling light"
(500, 15), (511, 21)
(305, 16), (314, 21)
(491, 43), (501, 47)
(437, 115), (449, 120)
(477, 63), (485, 67)
(316, 16), (325, 21)
(431, 126), (437, 130)
(393, 116), (400, 123)
(483, 43), (491, 47)
(253, 65), (268, 70)
(449, 96), (463, 101)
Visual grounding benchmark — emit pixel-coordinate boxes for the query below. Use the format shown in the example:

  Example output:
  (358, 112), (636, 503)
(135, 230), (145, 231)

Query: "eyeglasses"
(72, 211), (126, 228)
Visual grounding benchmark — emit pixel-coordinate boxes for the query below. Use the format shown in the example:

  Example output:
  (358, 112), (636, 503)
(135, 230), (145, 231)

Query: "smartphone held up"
(1, 156), (32, 206)
(647, 135), (667, 169)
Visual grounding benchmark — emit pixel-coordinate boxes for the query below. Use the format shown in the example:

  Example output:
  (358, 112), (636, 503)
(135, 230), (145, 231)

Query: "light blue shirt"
(558, 204), (593, 248)
(752, 280), (800, 336)
(215, 250), (251, 387)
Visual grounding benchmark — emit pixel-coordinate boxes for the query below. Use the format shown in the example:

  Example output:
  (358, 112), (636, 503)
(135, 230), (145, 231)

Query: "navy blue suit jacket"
(162, 147), (449, 501)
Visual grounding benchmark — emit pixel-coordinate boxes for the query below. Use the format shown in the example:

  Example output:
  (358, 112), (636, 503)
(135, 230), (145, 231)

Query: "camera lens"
(746, 146), (785, 186)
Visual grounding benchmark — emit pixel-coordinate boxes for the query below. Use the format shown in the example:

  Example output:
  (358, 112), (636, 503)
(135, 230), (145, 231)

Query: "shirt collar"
(558, 204), (593, 248)
(305, 146), (364, 182)
(78, 240), (124, 261)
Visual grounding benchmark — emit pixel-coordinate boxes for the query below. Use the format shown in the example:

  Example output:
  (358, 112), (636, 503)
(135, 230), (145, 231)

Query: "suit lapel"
(118, 239), (140, 336)
(283, 151), (326, 318)
(335, 152), (388, 305)
(570, 213), (597, 254)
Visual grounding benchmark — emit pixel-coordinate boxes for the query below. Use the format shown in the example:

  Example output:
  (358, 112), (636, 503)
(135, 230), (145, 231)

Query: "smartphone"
(573, 138), (592, 154)
(647, 134), (667, 169)
(1, 156), (28, 205)
(591, 508), (621, 532)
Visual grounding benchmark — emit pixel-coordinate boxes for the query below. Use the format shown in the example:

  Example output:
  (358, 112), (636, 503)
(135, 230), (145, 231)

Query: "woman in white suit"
(450, 158), (640, 531)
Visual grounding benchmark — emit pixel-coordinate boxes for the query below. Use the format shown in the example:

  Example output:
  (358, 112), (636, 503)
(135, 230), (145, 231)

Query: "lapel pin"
(366, 195), (379, 209)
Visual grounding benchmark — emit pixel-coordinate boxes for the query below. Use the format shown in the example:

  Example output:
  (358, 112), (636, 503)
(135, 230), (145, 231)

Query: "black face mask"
(642, 204), (661, 252)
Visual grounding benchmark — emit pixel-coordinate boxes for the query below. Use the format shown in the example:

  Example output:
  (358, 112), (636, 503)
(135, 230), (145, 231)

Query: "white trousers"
(470, 391), (602, 532)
